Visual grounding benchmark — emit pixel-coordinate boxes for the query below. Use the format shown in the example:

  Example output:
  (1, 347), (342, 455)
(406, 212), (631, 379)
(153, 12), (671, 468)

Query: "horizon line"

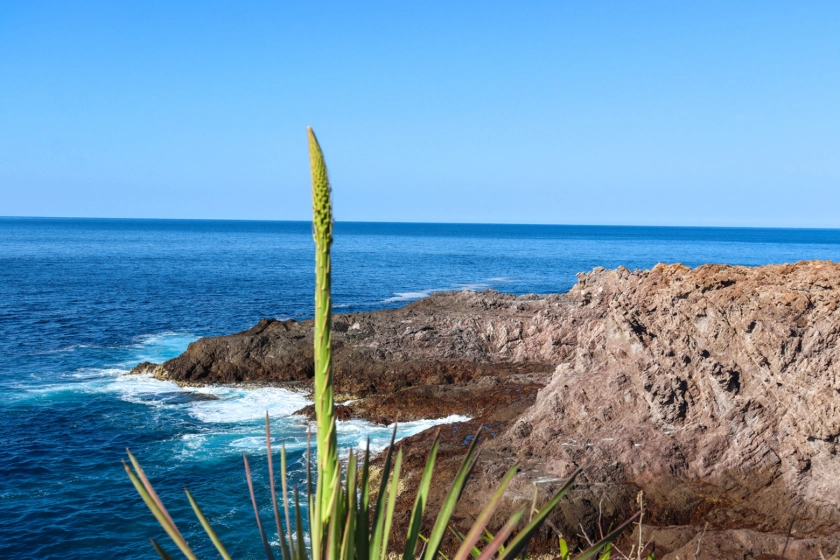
(2, 215), (840, 232)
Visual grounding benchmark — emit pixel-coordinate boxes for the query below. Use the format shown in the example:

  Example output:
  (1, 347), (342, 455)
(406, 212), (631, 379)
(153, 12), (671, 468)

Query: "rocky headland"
(131, 261), (840, 559)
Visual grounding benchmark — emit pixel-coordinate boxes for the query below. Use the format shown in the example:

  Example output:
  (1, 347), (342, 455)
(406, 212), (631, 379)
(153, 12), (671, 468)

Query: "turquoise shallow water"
(2, 218), (840, 559)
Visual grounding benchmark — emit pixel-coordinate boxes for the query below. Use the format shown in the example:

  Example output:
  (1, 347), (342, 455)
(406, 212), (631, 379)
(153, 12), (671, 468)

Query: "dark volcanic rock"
(134, 261), (840, 558)
(142, 293), (559, 420)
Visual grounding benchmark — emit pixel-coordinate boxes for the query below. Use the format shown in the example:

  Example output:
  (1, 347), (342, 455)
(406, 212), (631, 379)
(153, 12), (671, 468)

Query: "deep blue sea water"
(3, 217), (840, 559)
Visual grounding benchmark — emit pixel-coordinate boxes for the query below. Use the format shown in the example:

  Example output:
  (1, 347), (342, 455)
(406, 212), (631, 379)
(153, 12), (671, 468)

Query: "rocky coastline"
(130, 261), (840, 559)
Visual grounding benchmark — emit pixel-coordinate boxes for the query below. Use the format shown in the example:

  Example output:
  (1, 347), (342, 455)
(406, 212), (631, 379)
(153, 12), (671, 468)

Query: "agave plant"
(123, 128), (639, 560)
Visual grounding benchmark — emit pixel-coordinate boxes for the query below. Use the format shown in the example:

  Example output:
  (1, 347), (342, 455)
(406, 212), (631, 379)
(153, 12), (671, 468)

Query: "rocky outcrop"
(133, 261), (840, 558)
(132, 291), (562, 422)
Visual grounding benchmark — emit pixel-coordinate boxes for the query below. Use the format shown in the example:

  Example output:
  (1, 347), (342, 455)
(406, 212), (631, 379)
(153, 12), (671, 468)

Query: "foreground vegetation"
(123, 128), (646, 559)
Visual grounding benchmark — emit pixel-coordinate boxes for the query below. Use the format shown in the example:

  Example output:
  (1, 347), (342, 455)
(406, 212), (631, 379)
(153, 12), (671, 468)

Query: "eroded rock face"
(132, 261), (840, 557)
(472, 261), (840, 557)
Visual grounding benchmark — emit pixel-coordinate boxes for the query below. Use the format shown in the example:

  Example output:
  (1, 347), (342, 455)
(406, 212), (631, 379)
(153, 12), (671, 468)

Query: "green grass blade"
(150, 538), (176, 560)
(380, 448), (403, 560)
(266, 414), (292, 560)
(402, 433), (440, 560)
(474, 508), (525, 560)
(497, 468), (582, 560)
(422, 428), (483, 560)
(185, 489), (233, 560)
(123, 460), (198, 560)
(570, 512), (640, 560)
(245, 454), (277, 560)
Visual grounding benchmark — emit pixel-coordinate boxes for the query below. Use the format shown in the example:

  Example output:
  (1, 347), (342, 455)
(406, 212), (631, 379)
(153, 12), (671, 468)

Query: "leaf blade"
(497, 468), (582, 560)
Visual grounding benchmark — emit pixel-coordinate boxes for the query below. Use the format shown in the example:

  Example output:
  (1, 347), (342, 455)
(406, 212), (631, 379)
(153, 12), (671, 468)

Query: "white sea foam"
(338, 414), (472, 453)
(382, 278), (516, 304)
(382, 289), (440, 303)
(456, 282), (490, 291)
(26, 330), (472, 462)
(187, 387), (311, 423)
(110, 372), (187, 400)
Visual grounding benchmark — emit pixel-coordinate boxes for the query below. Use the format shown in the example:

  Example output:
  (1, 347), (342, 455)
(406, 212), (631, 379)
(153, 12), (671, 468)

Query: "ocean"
(2, 217), (840, 559)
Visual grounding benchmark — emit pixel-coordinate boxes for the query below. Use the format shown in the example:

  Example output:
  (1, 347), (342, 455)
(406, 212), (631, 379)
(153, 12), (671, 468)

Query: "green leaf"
(150, 538), (175, 560)
(403, 434), (440, 560)
(244, 454), (276, 560)
(449, 527), (481, 559)
(327, 465), (342, 560)
(185, 489), (233, 560)
(341, 450), (358, 560)
(498, 468), (582, 560)
(294, 486), (307, 560)
(281, 442), (296, 560)
(597, 543), (611, 560)
(381, 448), (403, 560)
(452, 462), (519, 560)
(418, 534), (449, 560)
(560, 538), (570, 560)
(475, 508), (525, 560)
(355, 440), (372, 560)
(570, 512), (640, 560)
(265, 414), (292, 560)
(370, 426), (398, 560)
(422, 428), (483, 560)
(123, 456), (198, 560)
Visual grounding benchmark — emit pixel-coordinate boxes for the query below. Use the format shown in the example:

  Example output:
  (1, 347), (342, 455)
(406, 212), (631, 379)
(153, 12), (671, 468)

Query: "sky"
(1, 2), (839, 227)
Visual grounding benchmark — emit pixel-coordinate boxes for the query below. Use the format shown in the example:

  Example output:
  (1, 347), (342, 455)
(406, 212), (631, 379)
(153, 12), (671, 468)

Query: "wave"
(14, 330), (471, 464)
(381, 289), (441, 303)
(381, 277), (521, 304)
(111, 372), (470, 463)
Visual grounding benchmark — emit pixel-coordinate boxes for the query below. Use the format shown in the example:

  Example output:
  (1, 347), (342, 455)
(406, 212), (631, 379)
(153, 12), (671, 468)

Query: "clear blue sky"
(1, 2), (838, 227)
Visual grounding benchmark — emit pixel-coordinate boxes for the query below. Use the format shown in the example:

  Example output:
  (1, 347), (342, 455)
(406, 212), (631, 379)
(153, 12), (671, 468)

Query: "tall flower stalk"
(308, 127), (339, 560)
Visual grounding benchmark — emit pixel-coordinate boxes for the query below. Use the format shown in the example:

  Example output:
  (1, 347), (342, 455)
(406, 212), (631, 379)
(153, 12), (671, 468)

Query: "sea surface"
(2, 217), (840, 559)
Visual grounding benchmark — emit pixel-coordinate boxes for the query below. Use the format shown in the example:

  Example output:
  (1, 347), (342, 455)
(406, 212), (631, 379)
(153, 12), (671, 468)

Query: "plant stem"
(309, 126), (338, 554)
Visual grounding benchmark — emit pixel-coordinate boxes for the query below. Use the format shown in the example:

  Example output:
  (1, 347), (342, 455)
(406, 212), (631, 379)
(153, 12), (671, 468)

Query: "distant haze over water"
(2, 217), (840, 558)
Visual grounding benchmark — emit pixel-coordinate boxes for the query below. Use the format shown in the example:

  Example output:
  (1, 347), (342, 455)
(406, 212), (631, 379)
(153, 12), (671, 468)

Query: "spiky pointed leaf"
(571, 512), (640, 560)
(245, 454), (276, 560)
(452, 462), (519, 560)
(497, 468), (582, 560)
(403, 433), (440, 560)
(422, 428), (483, 560)
(185, 489), (233, 560)
(475, 508), (525, 560)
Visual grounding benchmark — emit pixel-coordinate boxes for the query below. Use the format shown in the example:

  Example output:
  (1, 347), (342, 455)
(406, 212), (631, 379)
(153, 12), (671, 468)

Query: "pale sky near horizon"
(1, 2), (839, 227)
